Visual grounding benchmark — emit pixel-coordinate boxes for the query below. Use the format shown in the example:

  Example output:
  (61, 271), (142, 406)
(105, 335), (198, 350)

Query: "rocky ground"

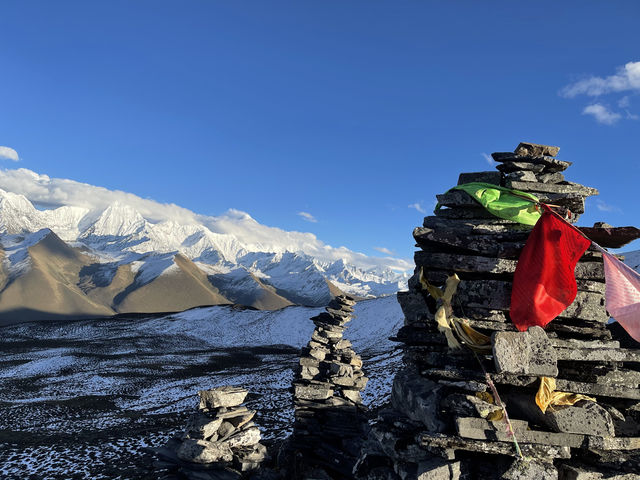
(0, 298), (402, 479)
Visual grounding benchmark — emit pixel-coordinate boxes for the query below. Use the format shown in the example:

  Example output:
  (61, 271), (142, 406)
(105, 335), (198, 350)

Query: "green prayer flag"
(435, 182), (541, 226)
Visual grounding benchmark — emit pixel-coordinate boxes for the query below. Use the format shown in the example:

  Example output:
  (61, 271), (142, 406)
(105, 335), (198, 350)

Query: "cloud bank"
(582, 104), (622, 125)
(0, 168), (412, 273)
(561, 61), (640, 125)
(408, 202), (426, 214)
(561, 61), (640, 98)
(0, 147), (20, 162)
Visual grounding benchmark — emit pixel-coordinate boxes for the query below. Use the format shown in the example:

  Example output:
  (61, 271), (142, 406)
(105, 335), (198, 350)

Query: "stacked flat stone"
(155, 386), (267, 479)
(291, 294), (369, 478)
(357, 142), (640, 479)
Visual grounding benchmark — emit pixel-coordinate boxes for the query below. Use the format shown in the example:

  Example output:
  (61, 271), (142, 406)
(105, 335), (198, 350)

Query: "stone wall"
(357, 142), (640, 480)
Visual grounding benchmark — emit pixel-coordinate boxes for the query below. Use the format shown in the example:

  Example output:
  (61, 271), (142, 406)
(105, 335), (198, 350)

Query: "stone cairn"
(357, 142), (640, 479)
(287, 294), (369, 479)
(154, 386), (267, 480)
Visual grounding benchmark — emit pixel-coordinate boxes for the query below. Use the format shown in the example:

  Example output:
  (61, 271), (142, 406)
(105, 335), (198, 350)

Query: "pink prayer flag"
(602, 251), (640, 342)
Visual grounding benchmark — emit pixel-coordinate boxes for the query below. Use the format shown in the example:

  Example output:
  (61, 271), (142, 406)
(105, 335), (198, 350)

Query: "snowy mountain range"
(0, 183), (408, 323)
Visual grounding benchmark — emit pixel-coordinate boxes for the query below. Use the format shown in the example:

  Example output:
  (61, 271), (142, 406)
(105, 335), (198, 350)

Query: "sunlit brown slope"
(114, 253), (231, 314)
(0, 232), (115, 324)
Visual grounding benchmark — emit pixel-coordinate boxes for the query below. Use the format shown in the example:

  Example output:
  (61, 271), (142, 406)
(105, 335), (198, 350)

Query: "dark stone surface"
(505, 180), (598, 197)
(457, 171), (502, 186)
(492, 326), (558, 376)
(391, 369), (446, 432)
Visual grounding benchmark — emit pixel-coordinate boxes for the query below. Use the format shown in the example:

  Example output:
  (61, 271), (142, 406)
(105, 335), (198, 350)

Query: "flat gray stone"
(419, 431), (571, 459)
(553, 378), (640, 400)
(546, 402), (615, 436)
(442, 393), (503, 420)
(218, 409), (255, 429)
(234, 443), (267, 472)
(492, 326), (558, 377)
(506, 180), (598, 197)
(329, 362), (353, 377)
(554, 347), (640, 363)
(300, 365), (320, 380)
(397, 290), (436, 325)
(199, 386), (248, 409)
(457, 171), (502, 186)
(507, 393), (614, 436)
(391, 369), (446, 432)
(537, 172), (565, 184)
(177, 438), (234, 464)
(514, 142), (560, 157)
(503, 459), (558, 480)
(496, 161), (546, 173)
(299, 356), (320, 368)
(223, 426), (261, 448)
(334, 339), (352, 349)
(455, 417), (587, 449)
(505, 170), (538, 182)
(306, 346), (328, 361)
(311, 330), (330, 344)
(560, 465), (639, 480)
(183, 413), (223, 441)
(452, 279), (608, 322)
(342, 389), (362, 404)
(415, 458), (462, 479)
(294, 382), (334, 400)
(217, 421), (236, 440)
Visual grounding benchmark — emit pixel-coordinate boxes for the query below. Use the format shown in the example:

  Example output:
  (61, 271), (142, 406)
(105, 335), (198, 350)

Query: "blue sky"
(1, 1), (640, 263)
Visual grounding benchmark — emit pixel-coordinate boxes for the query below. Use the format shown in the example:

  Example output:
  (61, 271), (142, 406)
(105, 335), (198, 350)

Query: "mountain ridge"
(0, 189), (406, 322)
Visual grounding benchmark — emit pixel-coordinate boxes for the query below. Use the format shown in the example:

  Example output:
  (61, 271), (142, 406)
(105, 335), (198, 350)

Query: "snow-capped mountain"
(0, 186), (408, 321)
(624, 249), (640, 272)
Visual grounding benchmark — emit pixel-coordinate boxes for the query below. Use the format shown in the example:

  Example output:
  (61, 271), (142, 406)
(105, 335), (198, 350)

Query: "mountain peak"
(82, 202), (147, 238)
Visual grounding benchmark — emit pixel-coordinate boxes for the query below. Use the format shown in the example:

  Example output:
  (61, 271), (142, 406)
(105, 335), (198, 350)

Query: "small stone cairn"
(357, 143), (640, 479)
(155, 386), (267, 479)
(288, 294), (369, 478)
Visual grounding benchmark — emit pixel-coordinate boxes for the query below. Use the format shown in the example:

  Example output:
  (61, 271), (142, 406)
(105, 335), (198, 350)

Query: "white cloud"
(374, 246), (394, 255)
(0, 168), (196, 223)
(0, 146), (19, 162)
(582, 104), (622, 125)
(0, 167), (412, 273)
(617, 97), (640, 120)
(595, 199), (622, 213)
(297, 211), (317, 223)
(408, 202), (426, 214)
(482, 152), (496, 166)
(561, 61), (640, 98)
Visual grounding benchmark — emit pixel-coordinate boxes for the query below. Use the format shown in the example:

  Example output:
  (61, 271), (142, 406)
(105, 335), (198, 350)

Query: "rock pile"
(357, 142), (640, 479)
(288, 294), (369, 478)
(154, 386), (267, 480)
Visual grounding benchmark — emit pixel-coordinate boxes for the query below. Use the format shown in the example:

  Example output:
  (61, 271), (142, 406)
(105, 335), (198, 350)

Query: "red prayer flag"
(510, 206), (591, 331)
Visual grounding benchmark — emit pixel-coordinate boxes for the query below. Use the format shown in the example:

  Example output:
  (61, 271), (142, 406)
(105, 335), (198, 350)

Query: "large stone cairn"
(358, 142), (640, 479)
(289, 294), (369, 478)
(155, 386), (267, 479)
